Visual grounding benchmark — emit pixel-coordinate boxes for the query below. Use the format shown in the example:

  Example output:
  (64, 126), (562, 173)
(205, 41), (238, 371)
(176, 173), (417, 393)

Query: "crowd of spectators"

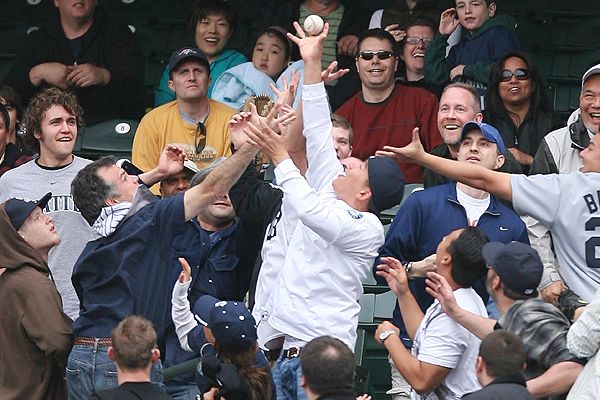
(1, 0), (600, 400)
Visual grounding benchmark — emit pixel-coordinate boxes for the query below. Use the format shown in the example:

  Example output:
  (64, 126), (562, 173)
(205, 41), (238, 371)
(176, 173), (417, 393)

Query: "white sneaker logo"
(499, 226), (508, 231)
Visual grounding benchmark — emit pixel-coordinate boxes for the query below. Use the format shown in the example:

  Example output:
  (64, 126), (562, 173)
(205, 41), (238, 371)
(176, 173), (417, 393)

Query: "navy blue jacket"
(72, 195), (186, 339)
(375, 182), (529, 347)
(164, 216), (264, 383)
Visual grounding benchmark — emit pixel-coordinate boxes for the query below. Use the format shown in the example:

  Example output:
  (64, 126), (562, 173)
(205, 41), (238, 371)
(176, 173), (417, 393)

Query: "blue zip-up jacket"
(374, 182), (529, 347)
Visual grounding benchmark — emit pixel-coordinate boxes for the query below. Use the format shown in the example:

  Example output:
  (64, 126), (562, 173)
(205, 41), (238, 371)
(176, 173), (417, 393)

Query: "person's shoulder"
(142, 101), (178, 121)
(0, 158), (36, 179)
(209, 99), (237, 115)
(73, 156), (93, 167)
(395, 82), (437, 100)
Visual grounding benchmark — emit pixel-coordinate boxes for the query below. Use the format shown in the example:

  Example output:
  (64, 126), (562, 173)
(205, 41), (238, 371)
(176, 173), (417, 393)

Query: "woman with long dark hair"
(484, 52), (562, 172)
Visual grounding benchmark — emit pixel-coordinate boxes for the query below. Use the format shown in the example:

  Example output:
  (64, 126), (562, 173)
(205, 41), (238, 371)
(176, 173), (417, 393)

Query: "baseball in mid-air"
(303, 15), (324, 36)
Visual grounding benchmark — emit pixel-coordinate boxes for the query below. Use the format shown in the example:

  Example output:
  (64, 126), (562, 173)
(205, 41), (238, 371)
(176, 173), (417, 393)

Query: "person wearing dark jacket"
(484, 52), (563, 172)
(3, 0), (144, 125)
(462, 330), (534, 400)
(67, 143), (259, 399)
(424, 1), (520, 94)
(0, 192), (73, 400)
(0, 103), (32, 177)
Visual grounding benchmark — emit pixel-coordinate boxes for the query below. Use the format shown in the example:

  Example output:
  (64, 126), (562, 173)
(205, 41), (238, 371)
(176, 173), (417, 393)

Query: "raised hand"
(425, 272), (459, 317)
(271, 69), (301, 107)
(439, 8), (460, 35)
(376, 127), (425, 162)
(287, 21), (329, 64)
(243, 119), (289, 165)
(156, 144), (185, 176)
(178, 257), (192, 284)
(384, 24), (406, 43)
(322, 60), (350, 84)
(376, 257), (410, 297)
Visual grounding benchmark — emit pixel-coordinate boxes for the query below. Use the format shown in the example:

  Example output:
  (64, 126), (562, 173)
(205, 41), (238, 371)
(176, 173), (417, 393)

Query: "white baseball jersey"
(512, 172), (600, 301)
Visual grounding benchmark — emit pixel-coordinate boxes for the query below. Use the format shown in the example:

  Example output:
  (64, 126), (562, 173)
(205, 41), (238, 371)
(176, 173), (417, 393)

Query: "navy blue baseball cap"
(169, 47), (210, 74)
(482, 241), (543, 296)
(4, 192), (52, 231)
(461, 121), (507, 155)
(193, 295), (257, 352)
(367, 156), (405, 216)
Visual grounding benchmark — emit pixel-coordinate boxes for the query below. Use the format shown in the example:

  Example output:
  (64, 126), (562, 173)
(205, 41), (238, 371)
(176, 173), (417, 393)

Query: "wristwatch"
(379, 329), (397, 343)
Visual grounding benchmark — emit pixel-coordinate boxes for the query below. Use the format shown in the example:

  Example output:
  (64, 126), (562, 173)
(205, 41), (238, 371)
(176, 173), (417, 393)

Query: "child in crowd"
(424, 0), (521, 95)
(212, 26), (291, 110)
(172, 258), (272, 400)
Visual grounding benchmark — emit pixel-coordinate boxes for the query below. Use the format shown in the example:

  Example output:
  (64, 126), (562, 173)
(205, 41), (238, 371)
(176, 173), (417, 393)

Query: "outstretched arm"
(183, 143), (258, 221)
(377, 128), (513, 201)
(138, 144), (186, 187)
(526, 361), (582, 398)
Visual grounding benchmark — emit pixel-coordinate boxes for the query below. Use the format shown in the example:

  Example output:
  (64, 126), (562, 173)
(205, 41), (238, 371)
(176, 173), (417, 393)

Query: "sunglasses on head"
(404, 36), (433, 46)
(358, 50), (395, 61)
(500, 68), (530, 82)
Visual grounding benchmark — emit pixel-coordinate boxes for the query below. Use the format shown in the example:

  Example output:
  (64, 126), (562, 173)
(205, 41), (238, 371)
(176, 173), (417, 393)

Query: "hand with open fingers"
(66, 63), (111, 87)
(376, 127), (424, 161)
(384, 24), (406, 43)
(376, 257), (410, 297)
(337, 34), (359, 56)
(229, 112), (254, 150)
(322, 60), (350, 83)
(271, 69), (301, 107)
(157, 144), (185, 176)
(178, 257), (192, 284)
(243, 119), (289, 165)
(375, 321), (399, 345)
(425, 272), (460, 317)
(439, 8), (460, 35)
(287, 21), (329, 64)
(356, 395), (372, 400)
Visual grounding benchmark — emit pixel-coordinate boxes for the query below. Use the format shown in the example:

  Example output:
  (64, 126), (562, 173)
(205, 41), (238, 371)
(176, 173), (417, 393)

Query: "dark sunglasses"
(500, 68), (530, 82)
(194, 122), (207, 154)
(358, 50), (395, 61)
(404, 36), (433, 46)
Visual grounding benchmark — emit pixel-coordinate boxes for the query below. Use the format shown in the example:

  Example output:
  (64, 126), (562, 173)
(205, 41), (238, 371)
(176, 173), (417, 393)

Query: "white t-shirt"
(456, 187), (490, 227)
(411, 288), (487, 399)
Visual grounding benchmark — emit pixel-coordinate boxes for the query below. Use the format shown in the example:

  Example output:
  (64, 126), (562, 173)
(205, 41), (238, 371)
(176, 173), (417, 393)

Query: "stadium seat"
(73, 118), (139, 160)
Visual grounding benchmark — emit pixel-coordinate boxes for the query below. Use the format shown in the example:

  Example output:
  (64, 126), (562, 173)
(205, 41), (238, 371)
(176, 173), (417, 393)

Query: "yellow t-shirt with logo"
(132, 100), (234, 193)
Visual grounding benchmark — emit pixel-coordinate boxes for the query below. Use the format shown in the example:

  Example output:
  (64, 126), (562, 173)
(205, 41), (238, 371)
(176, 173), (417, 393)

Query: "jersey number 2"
(585, 217), (600, 268)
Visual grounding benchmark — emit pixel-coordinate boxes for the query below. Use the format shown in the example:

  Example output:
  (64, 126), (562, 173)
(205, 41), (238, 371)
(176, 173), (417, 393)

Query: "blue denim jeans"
(66, 340), (164, 400)
(272, 353), (306, 400)
(165, 383), (201, 400)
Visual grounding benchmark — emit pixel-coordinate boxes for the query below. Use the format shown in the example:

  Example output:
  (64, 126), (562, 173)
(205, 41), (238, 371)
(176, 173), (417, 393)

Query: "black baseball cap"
(367, 156), (405, 216)
(482, 241), (543, 296)
(169, 47), (210, 74)
(4, 192), (52, 231)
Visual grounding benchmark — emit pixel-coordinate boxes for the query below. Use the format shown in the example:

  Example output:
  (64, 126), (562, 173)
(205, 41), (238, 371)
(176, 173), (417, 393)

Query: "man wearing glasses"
(133, 47), (235, 194)
(336, 28), (440, 183)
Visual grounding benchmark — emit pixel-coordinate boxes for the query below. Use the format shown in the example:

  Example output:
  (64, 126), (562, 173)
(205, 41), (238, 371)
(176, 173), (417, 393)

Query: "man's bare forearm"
(184, 144), (258, 220)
